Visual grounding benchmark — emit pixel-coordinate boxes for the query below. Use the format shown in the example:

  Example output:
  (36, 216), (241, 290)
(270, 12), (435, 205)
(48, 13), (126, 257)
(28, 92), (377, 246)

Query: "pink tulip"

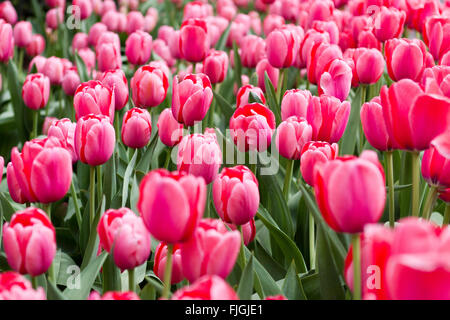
(171, 275), (238, 300)
(0, 1), (17, 25)
(172, 73), (213, 126)
(89, 291), (140, 300)
(226, 219), (256, 246)
(42, 56), (64, 85)
(125, 30), (152, 66)
(307, 0), (334, 28)
(157, 108), (184, 147)
(300, 141), (339, 186)
(307, 94), (351, 143)
(72, 32), (88, 52)
(74, 114), (116, 166)
(318, 58), (352, 101)
(73, 0), (93, 20)
(3, 207), (56, 276)
(312, 20), (338, 45)
(183, 1), (213, 21)
(74, 80), (115, 122)
(131, 65), (169, 108)
(423, 16), (450, 61)
(421, 66), (450, 99)
(47, 118), (78, 163)
(380, 79), (450, 151)
(299, 29), (330, 69)
(137, 169), (206, 243)
(281, 89), (311, 121)
(179, 18), (210, 63)
(126, 11), (145, 34)
(421, 143), (450, 189)
(26, 34), (45, 57)
(230, 102), (276, 152)
(314, 150), (386, 233)
(0, 272), (46, 300)
(88, 23), (108, 47)
(213, 165), (259, 225)
(77, 48), (96, 72)
(46, 7), (64, 30)
(255, 58), (279, 93)
(98, 208), (151, 271)
(153, 243), (183, 284)
(372, 6), (406, 42)
(13, 21), (32, 48)
(385, 38), (428, 82)
(0, 20), (14, 62)
(177, 130), (222, 185)
(276, 116), (312, 160)
(62, 68), (81, 97)
(0, 156), (4, 185)
(8, 137), (72, 204)
(240, 35), (266, 68)
(152, 39), (175, 67)
(236, 84), (266, 109)
(355, 48), (385, 85)
(96, 42), (122, 72)
(121, 107), (152, 149)
(307, 42), (343, 85)
(181, 219), (240, 282)
(265, 26), (297, 68)
(202, 49), (228, 84)
(100, 69), (129, 111)
(22, 73), (50, 110)
(263, 14), (284, 36)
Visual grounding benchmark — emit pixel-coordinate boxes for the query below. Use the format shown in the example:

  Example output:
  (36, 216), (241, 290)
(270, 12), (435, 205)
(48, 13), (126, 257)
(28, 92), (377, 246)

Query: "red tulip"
(300, 141), (338, 186)
(179, 18), (210, 63)
(236, 84), (266, 109)
(171, 275), (238, 300)
(0, 272), (46, 300)
(153, 243), (183, 285)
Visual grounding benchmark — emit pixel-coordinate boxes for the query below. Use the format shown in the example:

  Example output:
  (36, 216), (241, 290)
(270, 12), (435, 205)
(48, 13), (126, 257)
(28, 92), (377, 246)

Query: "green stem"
(31, 276), (38, 290)
(422, 185), (438, 220)
(45, 204), (56, 285)
(128, 268), (135, 292)
(18, 48), (24, 76)
(352, 234), (361, 300)
(114, 111), (120, 143)
(96, 166), (103, 206)
(411, 152), (420, 217)
(277, 68), (285, 105)
(89, 166), (96, 227)
(32, 109), (39, 139)
(70, 180), (82, 230)
(359, 85), (367, 153)
(283, 159), (294, 201)
(443, 204), (450, 225)
(162, 244), (173, 299)
(237, 225), (246, 268)
(386, 151), (395, 228)
(164, 147), (172, 169)
(309, 213), (315, 270)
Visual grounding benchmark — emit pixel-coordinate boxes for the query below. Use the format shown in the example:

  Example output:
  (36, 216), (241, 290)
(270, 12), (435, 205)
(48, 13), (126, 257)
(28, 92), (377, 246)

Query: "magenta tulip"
(100, 69), (129, 111)
(276, 116), (312, 160)
(153, 243), (183, 285)
(125, 30), (152, 66)
(22, 74), (50, 110)
(121, 107), (152, 149)
(300, 141), (338, 186)
(0, 272), (46, 300)
(236, 84), (266, 109)
(131, 65), (169, 108)
(74, 80), (115, 123)
(179, 18), (210, 63)
(171, 275), (238, 300)
(202, 49), (228, 84)
(157, 108), (184, 147)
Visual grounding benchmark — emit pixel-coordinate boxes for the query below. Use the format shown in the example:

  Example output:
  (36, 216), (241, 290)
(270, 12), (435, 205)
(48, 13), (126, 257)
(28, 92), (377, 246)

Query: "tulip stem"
(277, 68), (286, 105)
(128, 268), (135, 292)
(97, 166), (103, 206)
(32, 109), (39, 139)
(283, 159), (294, 201)
(90, 166), (96, 227)
(237, 225), (246, 268)
(162, 244), (173, 299)
(386, 151), (395, 228)
(164, 147), (172, 169)
(422, 185), (438, 220)
(411, 152), (420, 217)
(31, 276), (38, 290)
(309, 213), (315, 270)
(443, 204), (450, 225)
(359, 85), (367, 153)
(114, 112), (120, 142)
(70, 180), (82, 230)
(351, 234), (361, 300)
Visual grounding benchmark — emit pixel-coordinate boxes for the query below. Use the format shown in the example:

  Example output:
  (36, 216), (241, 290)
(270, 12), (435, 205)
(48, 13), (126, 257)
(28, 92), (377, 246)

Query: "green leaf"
(249, 91), (263, 104)
(74, 51), (90, 83)
(7, 59), (28, 142)
(264, 72), (281, 125)
(140, 283), (156, 300)
(233, 42), (243, 88)
(144, 276), (164, 295)
(300, 272), (321, 300)
(47, 280), (67, 300)
(0, 191), (22, 221)
(237, 255), (254, 300)
(136, 130), (159, 175)
(340, 86), (361, 155)
(122, 149), (138, 207)
(56, 252), (77, 286)
(103, 151), (117, 209)
(257, 206), (307, 274)
(102, 253), (122, 292)
(316, 225), (346, 300)
(63, 251), (108, 300)
(282, 261), (307, 300)
(215, 22), (232, 52)
(213, 90), (234, 120)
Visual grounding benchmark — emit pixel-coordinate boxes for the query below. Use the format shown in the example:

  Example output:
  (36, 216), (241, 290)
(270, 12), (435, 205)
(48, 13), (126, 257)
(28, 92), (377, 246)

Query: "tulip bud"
(265, 26), (298, 68)
(42, 56), (64, 85)
(202, 50), (229, 84)
(73, 0), (93, 20)
(355, 49), (384, 85)
(96, 42), (122, 72)
(22, 73), (50, 110)
(172, 73), (213, 126)
(74, 80), (115, 122)
(98, 208), (151, 271)
(131, 65), (169, 108)
(229, 102), (276, 152)
(72, 32), (88, 52)
(46, 8), (64, 30)
(3, 207), (56, 276)
(171, 275), (238, 300)
(89, 291), (140, 300)
(300, 141), (338, 186)
(0, 272), (46, 300)
(0, 1), (17, 25)
(157, 108), (184, 147)
(121, 107), (152, 149)
(13, 21), (32, 48)
(241, 35), (266, 68)
(276, 116), (313, 160)
(314, 151), (386, 233)
(236, 84), (266, 109)
(0, 20), (14, 62)
(74, 114), (116, 166)
(179, 18), (210, 63)
(138, 169), (206, 243)
(255, 58), (279, 93)
(226, 219), (256, 246)
(126, 11), (145, 34)
(281, 89), (311, 121)
(62, 68), (81, 97)
(26, 34), (45, 57)
(125, 30), (152, 66)
(213, 165), (259, 225)
(88, 23), (108, 47)
(181, 219), (240, 282)
(153, 243), (183, 284)
(100, 69), (129, 111)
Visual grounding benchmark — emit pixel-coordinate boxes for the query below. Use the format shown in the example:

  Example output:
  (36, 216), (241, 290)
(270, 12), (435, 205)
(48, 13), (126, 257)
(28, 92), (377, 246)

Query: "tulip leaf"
(340, 85), (361, 155)
(264, 72), (281, 125)
(31, 0), (45, 36)
(7, 59), (29, 143)
(237, 255), (254, 300)
(102, 253), (122, 292)
(213, 90), (234, 120)
(0, 191), (22, 221)
(56, 252), (77, 286)
(140, 283), (156, 300)
(0, 203), (3, 250)
(122, 149), (138, 208)
(316, 225), (346, 300)
(300, 272), (321, 300)
(103, 151), (117, 209)
(257, 206), (307, 274)
(215, 22), (232, 52)
(282, 261), (307, 300)
(47, 279), (67, 300)
(233, 42), (243, 88)
(136, 129), (159, 176)
(144, 276), (164, 295)
(249, 91), (263, 104)
(75, 51), (90, 83)
(64, 251), (108, 300)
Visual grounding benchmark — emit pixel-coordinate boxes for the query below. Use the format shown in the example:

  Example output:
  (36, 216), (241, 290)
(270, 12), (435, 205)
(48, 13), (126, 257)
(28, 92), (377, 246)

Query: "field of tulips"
(0, 0), (449, 302)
